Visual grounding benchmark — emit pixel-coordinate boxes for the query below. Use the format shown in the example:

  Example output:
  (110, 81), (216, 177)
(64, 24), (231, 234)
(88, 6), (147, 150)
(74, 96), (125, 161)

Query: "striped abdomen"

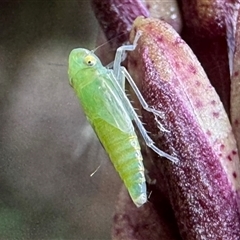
(93, 118), (147, 207)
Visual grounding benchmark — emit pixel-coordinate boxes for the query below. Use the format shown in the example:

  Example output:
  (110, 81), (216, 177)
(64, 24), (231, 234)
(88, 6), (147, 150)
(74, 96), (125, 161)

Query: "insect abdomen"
(93, 118), (147, 207)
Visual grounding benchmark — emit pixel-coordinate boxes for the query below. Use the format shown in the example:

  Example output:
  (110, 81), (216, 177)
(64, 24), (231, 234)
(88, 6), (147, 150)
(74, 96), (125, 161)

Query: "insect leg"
(121, 67), (179, 164)
(112, 30), (163, 118)
(122, 67), (164, 117)
(110, 32), (178, 163)
(113, 31), (142, 86)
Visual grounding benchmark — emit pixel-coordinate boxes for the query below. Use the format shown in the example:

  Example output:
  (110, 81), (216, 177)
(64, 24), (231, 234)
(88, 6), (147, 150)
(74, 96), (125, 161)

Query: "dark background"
(0, 0), (121, 239)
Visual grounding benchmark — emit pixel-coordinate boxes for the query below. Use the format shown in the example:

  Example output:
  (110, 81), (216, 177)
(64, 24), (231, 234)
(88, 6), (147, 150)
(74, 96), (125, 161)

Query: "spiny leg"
(122, 68), (165, 118)
(111, 32), (178, 163)
(120, 67), (178, 163)
(113, 31), (165, 119)
(132, 106), (178, 163)
(122, 66), (171, 136)
(109, 67), (178, 163)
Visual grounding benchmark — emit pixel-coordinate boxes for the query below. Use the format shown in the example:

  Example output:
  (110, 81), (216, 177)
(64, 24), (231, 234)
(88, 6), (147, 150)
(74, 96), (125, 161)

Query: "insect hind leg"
(135, 111), (178, 163)
(121, 67), (179, 164)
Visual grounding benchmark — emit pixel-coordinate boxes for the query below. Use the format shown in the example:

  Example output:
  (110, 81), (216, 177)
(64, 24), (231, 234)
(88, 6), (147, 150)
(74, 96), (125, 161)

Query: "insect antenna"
(92, 32), (126, 53)
(47, 63), (66, 66)
(47, 62), (67, 67)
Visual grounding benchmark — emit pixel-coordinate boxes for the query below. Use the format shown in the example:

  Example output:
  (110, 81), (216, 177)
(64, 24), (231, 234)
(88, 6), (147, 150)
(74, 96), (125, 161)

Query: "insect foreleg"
(112, 31), (165, 119)
(121, 67), (179, 164)
(113, 31), (142, 85)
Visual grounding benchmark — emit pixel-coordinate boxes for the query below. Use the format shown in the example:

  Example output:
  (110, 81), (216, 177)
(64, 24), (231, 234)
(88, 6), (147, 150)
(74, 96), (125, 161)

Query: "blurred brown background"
(0, 0), (121, 239)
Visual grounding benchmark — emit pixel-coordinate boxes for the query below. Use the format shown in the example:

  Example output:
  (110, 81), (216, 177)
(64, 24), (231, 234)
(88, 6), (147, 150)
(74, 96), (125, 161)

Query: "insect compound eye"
(84, 55), (97, 67)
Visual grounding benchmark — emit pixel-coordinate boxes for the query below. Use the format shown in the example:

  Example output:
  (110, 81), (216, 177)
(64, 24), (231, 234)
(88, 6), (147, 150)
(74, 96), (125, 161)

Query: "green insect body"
(68, 49), (147, 207)
(68, 33), (178, 207)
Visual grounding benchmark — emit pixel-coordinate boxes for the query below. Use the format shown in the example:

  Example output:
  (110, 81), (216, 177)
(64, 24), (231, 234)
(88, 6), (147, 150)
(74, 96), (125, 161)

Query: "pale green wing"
(88, 74), (135, 134)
